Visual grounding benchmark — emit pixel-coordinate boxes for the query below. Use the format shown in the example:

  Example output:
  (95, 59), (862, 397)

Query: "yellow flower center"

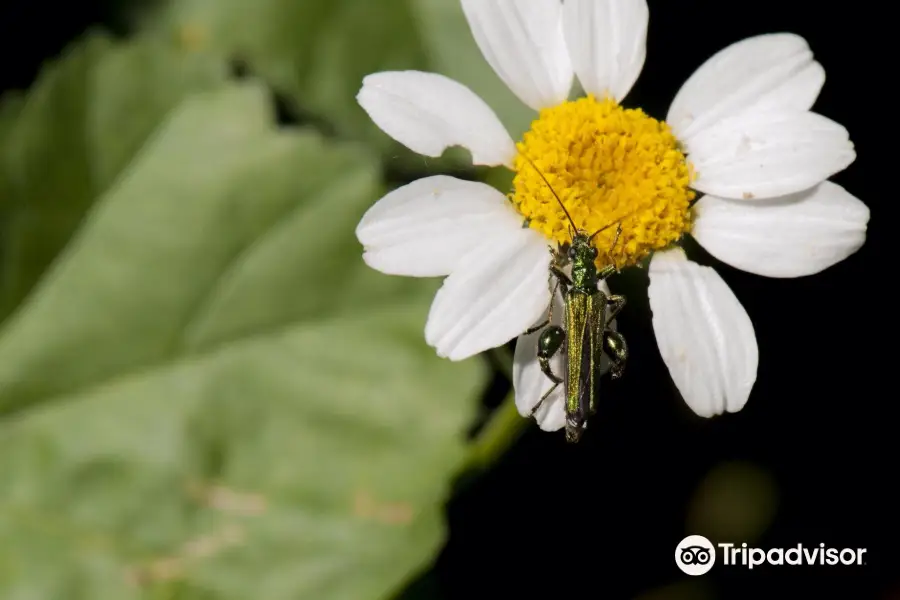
(511, 95), (695, 270)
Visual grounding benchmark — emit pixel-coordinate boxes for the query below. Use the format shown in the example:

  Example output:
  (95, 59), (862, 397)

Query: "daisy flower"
(354, 0), (869, 431)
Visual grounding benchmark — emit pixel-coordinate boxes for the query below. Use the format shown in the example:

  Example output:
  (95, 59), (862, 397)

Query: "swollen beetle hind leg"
(538, 353), (563, 385)
(529, 324), (566, 418)
(601, 294), (626, 378)
(602, 329), (628, 380)
(605, 294), (626, 322)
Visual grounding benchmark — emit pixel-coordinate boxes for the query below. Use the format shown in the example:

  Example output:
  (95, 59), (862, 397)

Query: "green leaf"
(0, 92), (24, 137)
(0, 84), (485, 599)
(0, 31), (229, 324)
(0, 93), (25, 269)
(140, 0), (534, 165)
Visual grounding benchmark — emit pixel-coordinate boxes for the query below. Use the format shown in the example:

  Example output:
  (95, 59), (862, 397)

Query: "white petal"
(745, 62), (825, 116)
(648, 248), (758, 417)
(667, 33), (826, 141)
(688, 110), (855, 200)
(426, 229), (551, 361)
(357, 71), (515, 166)
(356, 176), (524, 277)
(692, 182), (869, 278)
(460, 0), (573, 111)
(562, 0), (649, 102)
(513, 280), (615, 431)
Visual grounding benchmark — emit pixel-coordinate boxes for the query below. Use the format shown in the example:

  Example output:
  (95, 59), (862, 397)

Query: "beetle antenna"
(520, 153), (579, 233)
(588, 206), (642, 242)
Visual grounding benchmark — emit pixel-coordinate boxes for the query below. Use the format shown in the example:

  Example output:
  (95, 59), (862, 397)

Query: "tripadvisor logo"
(720, 542), (867, 569)
(676, 536), (867, 575)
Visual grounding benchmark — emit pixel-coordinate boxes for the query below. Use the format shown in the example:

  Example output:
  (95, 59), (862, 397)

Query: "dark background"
(2, 1), (893, 598)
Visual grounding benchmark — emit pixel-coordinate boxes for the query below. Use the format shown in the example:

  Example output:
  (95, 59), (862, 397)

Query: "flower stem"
(457, 345), (527, 477)
(461, 391), (528, 475)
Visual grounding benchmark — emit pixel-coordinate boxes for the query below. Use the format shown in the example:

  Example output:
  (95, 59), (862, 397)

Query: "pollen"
(511, 95), (695, 270)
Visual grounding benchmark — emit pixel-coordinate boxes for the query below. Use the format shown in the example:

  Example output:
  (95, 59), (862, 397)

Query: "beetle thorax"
(568, 236), (598, 290)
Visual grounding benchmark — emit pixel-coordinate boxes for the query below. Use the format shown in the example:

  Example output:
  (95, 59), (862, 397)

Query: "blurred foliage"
(0, 33), (229, 323)
(0, 13), (489, 598)
(135, 0), (534, 171)
(632, 580), (717, 600)
(687, 461), (778, 545)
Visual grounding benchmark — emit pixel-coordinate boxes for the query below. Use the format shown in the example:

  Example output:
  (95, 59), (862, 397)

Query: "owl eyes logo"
(675, 535), (716, 575)
(681, 545), (712, 565)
